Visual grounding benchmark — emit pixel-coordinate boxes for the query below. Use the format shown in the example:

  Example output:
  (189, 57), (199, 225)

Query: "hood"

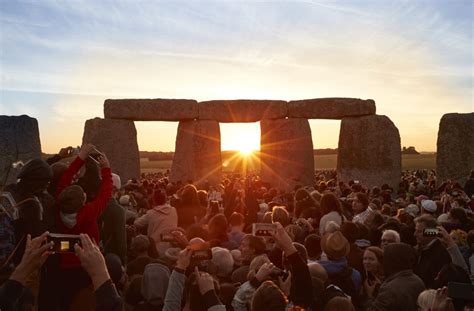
(153, 204), (173, 215)
(60, 212), (78, 228)
(318, 258), (348, 275)
(383, 243), (416, 277)
(141, 263), (170, 306)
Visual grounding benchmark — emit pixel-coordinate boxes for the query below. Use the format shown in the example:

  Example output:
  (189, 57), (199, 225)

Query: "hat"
(131, 235), (150, 253)
(119, 195), (131, 205)
(141, 264), (170, 306)
(112, 173), (121, 190)
(405, 204), (419, 217)
(421, 200), (437, 213)
(17, 159), (52, 181)
(321, 231), (350, 260)
(58, 185), (85, 214)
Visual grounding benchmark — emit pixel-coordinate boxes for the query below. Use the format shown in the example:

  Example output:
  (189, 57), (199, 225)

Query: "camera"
(252, 223), (276, 237)
(191, 249), (213, 263)
(422, 228), (441, 237)
(47, 233), (81, 253)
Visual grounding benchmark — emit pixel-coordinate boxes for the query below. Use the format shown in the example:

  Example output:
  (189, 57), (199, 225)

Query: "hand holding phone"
(47, 233), (82, 253)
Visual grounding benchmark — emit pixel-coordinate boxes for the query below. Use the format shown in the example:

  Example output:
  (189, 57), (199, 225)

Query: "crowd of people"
(0, 144), (473, 311)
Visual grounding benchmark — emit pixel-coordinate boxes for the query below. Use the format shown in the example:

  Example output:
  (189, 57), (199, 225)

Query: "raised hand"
(74, 234), (111, 289)
(79, 144), (96, 160)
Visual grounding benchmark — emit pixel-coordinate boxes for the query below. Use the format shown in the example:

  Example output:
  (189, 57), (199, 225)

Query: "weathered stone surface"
(337, 115), (401, 190)
(104, 99), (198, 121)
(260, 118), (314, 190)
(437, 113), (474, 186)
(82, 118), (139, 183)
(170, 120), (222, 185)
(0, 115), (42, 185)
(199, 100), (287, 122)
(288, 98), (376, 119)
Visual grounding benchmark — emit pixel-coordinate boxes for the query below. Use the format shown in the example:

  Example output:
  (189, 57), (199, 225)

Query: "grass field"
(140, 153), (436, 173)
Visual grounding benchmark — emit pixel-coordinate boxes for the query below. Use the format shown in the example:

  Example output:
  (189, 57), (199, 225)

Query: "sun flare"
(220, 122), (261, 154)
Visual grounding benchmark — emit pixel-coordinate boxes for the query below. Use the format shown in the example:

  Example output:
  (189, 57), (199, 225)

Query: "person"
(54, 144), (113, 308)
(133, 188), (178, 253)
(318, 230), (362, 299)
(413, 215), (451, 288)
(365, 243), (425, 310)
(232, 235), (266, 283)
(1, 158), (54, 267)
(380, 229), (400, 249)
(319, 193), (345, 236)
(361, 246), (384, 302)
(352, 193), (372, 224)
(0, 232), (122, 311)
(99, 173), (127, 264)
(464, 170), (474, 198)
(175, 184), (200, 228)
(228, 212), (245, 249)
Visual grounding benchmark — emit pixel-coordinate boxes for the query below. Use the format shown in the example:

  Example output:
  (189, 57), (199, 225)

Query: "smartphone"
(191, 249), (212, 263)
(252, 223), (277, 237)
(47, 233), (81, 253)
(88, 147), (104, 164)
(447, 282), (473, 300)
(423, 228), (440, 237)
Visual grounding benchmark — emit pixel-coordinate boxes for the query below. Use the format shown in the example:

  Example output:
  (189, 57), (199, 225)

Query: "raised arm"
(55, 144), (96, 198)
(87, 153), (113, 219)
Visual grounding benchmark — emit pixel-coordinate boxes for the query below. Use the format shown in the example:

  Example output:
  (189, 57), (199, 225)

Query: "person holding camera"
(53, 143), (113, 309)
(414, 215), (452, 288)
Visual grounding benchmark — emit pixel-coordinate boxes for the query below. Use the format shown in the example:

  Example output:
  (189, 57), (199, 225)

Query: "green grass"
(140, 154), (437, 173)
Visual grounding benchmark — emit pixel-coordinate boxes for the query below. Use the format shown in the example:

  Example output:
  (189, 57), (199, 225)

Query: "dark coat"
(414, 239), (451, 288)
(366, 269), (425, 311)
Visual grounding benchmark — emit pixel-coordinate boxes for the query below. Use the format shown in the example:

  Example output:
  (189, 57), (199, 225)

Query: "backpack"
(0, 191), (38, 270)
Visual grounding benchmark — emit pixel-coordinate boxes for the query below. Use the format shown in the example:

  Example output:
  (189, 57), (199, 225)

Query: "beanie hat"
(17, 159), (52, 181)
(321, 231), (350, 260)
(58, 185), (85, 214)
(421, 200), (437, 213)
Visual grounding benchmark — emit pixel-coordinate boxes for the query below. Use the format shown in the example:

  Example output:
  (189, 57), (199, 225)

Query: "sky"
(1, 0), (472, 153)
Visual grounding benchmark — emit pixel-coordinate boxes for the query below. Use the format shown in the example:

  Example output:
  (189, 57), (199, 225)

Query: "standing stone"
(260, 118), (314, 191)
(0, 115), (42, 185)
(437, 113), (474, 186)
(170, 120), (222, 186)
(82, 118), (139, 184)
(338, 115), (401, 190)
(104, 99), (198, 121)
(288, 98), (376, 119)
(199, 100), (288, 122)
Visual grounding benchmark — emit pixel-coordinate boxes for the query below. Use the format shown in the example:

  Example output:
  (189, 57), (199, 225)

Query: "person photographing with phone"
(51, 143), (113, 309)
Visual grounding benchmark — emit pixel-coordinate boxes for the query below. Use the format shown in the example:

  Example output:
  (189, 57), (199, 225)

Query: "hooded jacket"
(55, 156), (112, 269)
(134, 203), (178, 252)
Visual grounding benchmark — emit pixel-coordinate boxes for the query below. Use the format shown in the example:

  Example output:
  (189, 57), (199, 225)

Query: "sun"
(239, 145), (255, 156)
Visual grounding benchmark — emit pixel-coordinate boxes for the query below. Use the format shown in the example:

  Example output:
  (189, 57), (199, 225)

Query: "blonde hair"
(417, 289), (436, 310)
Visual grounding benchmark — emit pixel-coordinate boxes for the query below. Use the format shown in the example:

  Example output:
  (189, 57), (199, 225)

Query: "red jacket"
(55, 156), (112, 269)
